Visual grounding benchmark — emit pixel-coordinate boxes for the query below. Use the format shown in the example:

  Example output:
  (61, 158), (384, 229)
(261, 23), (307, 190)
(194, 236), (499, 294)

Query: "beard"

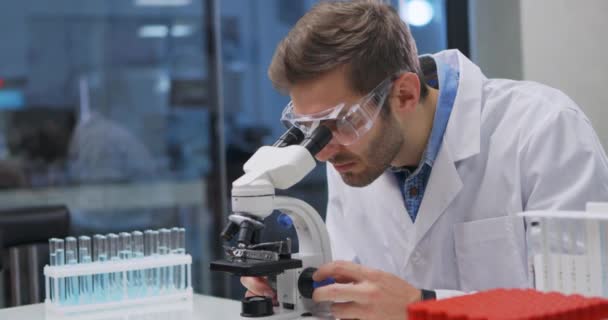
(335, 115), (403, 187)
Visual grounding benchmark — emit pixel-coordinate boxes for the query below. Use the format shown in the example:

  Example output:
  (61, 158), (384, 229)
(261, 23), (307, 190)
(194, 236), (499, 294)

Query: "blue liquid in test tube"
(65, 237), (79, 305)
(54, 239), (66, 304)
(107, 233), (120, 300)
(132, 231), (144, 297)
(119, 232), (132, 298)
(144, 230), (160, 296)
(93, 234), (108, 302)
(48, 238), (58, 302)
(159, 228), (172, 293)
(171, 228), (186, 290)
(78, 236), (93, 304)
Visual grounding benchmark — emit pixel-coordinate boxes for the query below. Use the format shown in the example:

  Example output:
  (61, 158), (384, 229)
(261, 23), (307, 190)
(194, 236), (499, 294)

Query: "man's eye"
(344, 110), (366, 128)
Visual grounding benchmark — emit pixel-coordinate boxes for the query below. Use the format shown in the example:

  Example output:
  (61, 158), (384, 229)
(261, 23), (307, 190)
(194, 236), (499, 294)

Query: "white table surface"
(0, 294), (241, 320)
(0, 294), (330, 320)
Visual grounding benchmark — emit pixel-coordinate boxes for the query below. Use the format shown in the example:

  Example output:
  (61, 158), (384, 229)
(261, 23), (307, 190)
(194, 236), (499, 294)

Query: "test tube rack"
(520, 202), (608, 297)
(44, 253), (192, 314)
(44, 227), (191, 314)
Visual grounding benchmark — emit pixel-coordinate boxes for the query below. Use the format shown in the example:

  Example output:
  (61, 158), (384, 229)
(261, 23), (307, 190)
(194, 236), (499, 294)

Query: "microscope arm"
(274, 196), (332, 264)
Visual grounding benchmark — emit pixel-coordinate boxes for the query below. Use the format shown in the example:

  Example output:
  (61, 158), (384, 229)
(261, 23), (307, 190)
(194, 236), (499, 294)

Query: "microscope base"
(240, 308), (333, 320)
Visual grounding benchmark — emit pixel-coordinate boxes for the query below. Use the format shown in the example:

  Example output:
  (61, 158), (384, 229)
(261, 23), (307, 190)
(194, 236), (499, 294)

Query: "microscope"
(211, 125), (335, 319)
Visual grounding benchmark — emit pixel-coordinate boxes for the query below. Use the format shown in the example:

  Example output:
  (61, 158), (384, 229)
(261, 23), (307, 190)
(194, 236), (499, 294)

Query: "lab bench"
(0, 294), (325, 319)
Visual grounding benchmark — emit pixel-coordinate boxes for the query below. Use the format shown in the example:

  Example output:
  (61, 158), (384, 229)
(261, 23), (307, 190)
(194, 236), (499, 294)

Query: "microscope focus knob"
(298, 267), (336, 299)
(241, 296), (274, 317)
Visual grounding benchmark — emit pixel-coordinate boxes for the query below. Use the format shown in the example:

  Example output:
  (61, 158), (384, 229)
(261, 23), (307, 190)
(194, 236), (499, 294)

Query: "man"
(242, 1), (608, 319)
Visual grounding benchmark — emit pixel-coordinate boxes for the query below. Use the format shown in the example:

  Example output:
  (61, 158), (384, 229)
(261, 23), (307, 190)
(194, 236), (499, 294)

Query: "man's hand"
(240, 276), (277, 304)
(312, 260), (422, 320)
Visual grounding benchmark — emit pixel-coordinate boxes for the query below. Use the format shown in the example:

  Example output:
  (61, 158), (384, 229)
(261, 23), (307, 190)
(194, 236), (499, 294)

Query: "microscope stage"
(210, 258), (303, 276)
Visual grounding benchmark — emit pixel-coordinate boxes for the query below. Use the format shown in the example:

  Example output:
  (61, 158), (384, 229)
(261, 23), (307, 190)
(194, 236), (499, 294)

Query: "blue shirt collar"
(391, 53), (460, 174)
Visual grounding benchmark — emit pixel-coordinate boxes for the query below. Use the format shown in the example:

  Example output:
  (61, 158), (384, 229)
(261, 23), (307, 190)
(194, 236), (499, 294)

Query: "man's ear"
(389, 72), (421, 115)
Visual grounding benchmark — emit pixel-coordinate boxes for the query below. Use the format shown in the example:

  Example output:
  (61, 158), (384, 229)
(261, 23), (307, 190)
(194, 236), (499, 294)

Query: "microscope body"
(211, 127), (334, 319)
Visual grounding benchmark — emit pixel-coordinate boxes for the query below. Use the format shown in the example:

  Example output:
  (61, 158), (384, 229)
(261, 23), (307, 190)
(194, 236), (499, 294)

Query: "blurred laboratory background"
(0, 0), (605, 308)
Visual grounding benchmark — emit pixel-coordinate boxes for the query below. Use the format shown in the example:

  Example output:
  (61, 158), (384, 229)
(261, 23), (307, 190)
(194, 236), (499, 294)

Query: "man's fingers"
(330, 301), (369, 320)
(240, 277), (274, 297)
(313, 260), (366, 283)
(312, 282), (372, 303)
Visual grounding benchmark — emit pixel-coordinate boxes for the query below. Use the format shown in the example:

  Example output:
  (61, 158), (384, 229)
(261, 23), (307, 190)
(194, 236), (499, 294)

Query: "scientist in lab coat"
(242, 1), (608, 319)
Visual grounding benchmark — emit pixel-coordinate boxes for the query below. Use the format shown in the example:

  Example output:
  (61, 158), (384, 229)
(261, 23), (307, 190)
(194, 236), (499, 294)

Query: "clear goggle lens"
(281, 76), (393, 146)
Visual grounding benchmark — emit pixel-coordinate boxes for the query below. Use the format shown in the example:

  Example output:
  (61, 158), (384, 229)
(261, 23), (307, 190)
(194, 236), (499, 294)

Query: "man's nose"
(315, 138), (341, 162)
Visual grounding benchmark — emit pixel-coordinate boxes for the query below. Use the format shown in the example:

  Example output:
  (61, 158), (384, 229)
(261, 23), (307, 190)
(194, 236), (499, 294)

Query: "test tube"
(119, 232), (132, 298)
(144, 230), (160, 295)
(526, 220), (542, 289)
(570, 220), (587, 294)
(601, 220), (608, 297)
(93, 235), (108, 301)
(171, 228), (185, 290)
(54, 239), (66, 304)
(177, 228), (186, 254)
(48, 238), (58, 302)
(93, 235), (108, 262)
(78, 236), (93, 303)
(540, 217), (553, 292)
(178, 228), (186, 290)
(159, 228), (172, 292)
(132, 231), (144, 258)
(65, 237), (79, 304)
(144, 230), (159, 257)
(119, 232), (132, 260)
(108, 233), (119, 261)
(132, 231), (144, 297)
(107, 233), (120, 300)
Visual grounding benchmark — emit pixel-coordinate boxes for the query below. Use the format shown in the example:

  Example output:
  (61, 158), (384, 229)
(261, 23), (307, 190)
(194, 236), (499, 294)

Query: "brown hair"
(268, 0), (428, 100)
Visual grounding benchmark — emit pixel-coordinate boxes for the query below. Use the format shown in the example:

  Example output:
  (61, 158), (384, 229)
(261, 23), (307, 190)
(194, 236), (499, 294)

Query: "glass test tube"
(65, 237), (79, 304)
(107, 233), (120, 300)
(178, 228), (187, 290)
(159, 228), (172, 292)
(132, 231), (144, 296)
(132, 231), (144, 258)
(119, 232), (133, 298)
(540, 217), (552, 292)
(144, 230), (160, 295)
(48, 238), (58, 302)
(119, 232), (132, 259)
(54, 239), (66, 304)
(78, 236), (93, 303)
(600, 220), (608, 297)
(93, 234), (108, 301)
(171, 228), (186, 290)
(527, 220), (542, 289)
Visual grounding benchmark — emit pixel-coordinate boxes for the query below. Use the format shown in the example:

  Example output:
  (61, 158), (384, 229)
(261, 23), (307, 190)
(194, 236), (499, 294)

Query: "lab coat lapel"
(411, 142), (462, 248)
(407, 50), (483, 253)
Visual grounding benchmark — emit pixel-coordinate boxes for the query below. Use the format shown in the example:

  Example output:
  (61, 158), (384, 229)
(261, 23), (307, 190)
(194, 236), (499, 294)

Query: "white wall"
(470, 0), (608, 149)
(468, 0), (523, 81)
(519, 0), (608, 149)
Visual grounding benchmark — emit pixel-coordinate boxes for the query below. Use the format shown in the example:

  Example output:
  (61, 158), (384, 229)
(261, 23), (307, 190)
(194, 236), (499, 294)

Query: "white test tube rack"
(44, 253), (193, 314)
(520, 202), (608, 297)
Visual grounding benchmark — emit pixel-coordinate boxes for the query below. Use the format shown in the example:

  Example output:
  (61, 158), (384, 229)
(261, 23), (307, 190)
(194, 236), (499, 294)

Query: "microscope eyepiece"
(300, 125), (333, 156)
(273, 126), (305, 147)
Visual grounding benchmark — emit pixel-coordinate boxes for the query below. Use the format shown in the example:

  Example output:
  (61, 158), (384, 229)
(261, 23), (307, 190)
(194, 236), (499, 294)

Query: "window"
(0, 0), (462, 303)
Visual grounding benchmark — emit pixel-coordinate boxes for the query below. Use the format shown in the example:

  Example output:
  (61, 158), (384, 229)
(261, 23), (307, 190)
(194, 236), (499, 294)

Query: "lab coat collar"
(406, 50), (483, 255)
(437, 49), (483, 162)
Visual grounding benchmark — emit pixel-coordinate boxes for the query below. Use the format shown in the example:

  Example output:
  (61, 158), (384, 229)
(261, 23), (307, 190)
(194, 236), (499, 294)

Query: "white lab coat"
(325, 50), (608, 299)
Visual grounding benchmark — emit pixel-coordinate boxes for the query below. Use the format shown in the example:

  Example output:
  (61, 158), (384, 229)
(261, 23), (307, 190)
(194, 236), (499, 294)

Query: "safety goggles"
(280, 74), (399, 146)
